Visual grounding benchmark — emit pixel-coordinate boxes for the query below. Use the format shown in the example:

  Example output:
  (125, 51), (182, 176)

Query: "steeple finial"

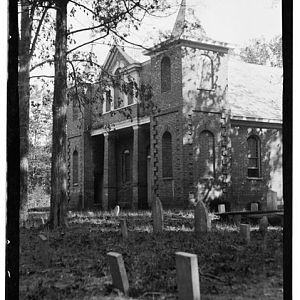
(171, 0), (186, 39)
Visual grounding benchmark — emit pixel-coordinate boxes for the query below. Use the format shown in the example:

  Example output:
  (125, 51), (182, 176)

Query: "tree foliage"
(239, 35), (282, 67)
(29, 84), (52, 194)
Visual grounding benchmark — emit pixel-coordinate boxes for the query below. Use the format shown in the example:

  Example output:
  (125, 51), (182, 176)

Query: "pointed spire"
(171, 0), (186, 39)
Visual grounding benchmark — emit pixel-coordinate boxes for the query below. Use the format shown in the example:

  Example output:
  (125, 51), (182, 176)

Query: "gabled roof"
(228, 57), (282, 121)
(102, 45), (140, 72)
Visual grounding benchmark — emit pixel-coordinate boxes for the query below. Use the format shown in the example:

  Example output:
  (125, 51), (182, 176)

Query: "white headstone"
(267, 190), (277, 210)
(114, 205), (120, 217)
(176, 252), (201, 300)
(218, 204), (225, 213)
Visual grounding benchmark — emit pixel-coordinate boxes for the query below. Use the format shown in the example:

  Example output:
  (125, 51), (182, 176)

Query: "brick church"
(66, 1), (282, 211)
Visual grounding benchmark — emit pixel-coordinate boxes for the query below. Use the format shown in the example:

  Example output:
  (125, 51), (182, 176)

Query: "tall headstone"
(240, 224), (250, 244)
(114, 205), (120, 217)
(267, 190), (277, 210)
(259, 216), (268, 236)
(107, 252), (129, 295)
(120, 219), (128, 241)
(38, 234), (50, 267)
(176, 252), (200, 300)
(194, 200), (211, 234)
(152, 196), (164, 233)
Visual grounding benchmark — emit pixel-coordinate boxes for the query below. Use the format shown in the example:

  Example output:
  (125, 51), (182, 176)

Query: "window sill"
(102, 103), (136, 115)
(161, 90), (171, 94)
(197, 88), (215, 93)
(246, 177), (263, 181)
(162, 177), (173, 180)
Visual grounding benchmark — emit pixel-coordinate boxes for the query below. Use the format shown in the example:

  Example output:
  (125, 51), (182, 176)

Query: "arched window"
(73, 99), (79, 121)
(73, 150), (79, 185)
(199, 130), (215, 178)
(127, 81), (134, 105)
(199, 55), (213, 90)
(105, 89), (111, 112)
(161, 56), (171, 93)
(247, 136), (261, 178)
(162, 131), (173, 178)
(122, 149), (131, 183)
(114, 68), (123, 109)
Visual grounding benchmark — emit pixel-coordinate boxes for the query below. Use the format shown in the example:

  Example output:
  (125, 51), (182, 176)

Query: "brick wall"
(150, 46), (183, 111)
(151, 110), (184, 208)
(182, 112), (225, 206)
(228, 125), (282, 210)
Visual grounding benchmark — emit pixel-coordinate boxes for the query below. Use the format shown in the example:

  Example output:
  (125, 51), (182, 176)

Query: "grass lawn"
(20, 210), (283, 299)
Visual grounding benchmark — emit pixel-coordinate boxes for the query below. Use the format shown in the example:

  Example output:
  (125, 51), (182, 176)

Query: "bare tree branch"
(30, 75), (55, 79)
(30, 7), (49, 58)
(30, 59), (54, 72)
(68, 0), (95, 15)
(67, 32), (109, 54)
(67, 1), (141, 36)
(110, 28), (150, 50)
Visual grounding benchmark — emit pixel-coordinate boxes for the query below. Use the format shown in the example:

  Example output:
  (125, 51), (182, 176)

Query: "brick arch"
(194, 129), (216, 179)
(72, 149), (79, 185)
(199, 54), (214, 90)
(246, 134), (261, 178)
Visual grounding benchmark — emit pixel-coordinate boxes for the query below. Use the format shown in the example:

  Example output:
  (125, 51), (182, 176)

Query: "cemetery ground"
(20, 210), (283, 299)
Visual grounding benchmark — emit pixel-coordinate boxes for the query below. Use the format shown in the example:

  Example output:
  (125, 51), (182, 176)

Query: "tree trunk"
(19, 0), (32, 223)
(49, 0), (68, 228)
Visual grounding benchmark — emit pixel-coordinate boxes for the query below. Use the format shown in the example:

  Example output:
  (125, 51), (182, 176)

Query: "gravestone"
(267, 190), (277, 210)
(107, 252), (129, 295)
(250, 203), (259, 212)
(259, 216), (268, 236)
(152, 196), (164, 233)
(120, 219), (128, 241)
(233, 214), (241, 226)
(38, 234), (50, 267)
(176, 252), (200, 300)
(240, 224), (250, 244)
(114, 205), (120, 217)
(194, 200), (211, 234)
(218, 204), (225, 213)
(188, 192), (196, 207)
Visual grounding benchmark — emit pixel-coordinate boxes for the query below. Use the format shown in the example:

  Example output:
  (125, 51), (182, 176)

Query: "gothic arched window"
(199, 55), (213, 91)
(247, 136), (261, 178)
(73, 99), (79, 121)
(114, 68), (123, 109)
(105, 89), (111, 112)
(127, 81), (134, 105)
(162, 131), (173, 178)
(73, 150), (79, 185)
(199, 130), (215, 178)
(161, 56), (171, 93)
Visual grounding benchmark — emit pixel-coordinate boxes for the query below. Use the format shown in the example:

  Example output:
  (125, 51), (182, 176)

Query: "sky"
(70, 0), (282, 65)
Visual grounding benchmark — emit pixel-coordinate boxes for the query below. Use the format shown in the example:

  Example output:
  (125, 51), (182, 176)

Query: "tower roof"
(145, 0), (230, 55)
(171, 0), (207, 42)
